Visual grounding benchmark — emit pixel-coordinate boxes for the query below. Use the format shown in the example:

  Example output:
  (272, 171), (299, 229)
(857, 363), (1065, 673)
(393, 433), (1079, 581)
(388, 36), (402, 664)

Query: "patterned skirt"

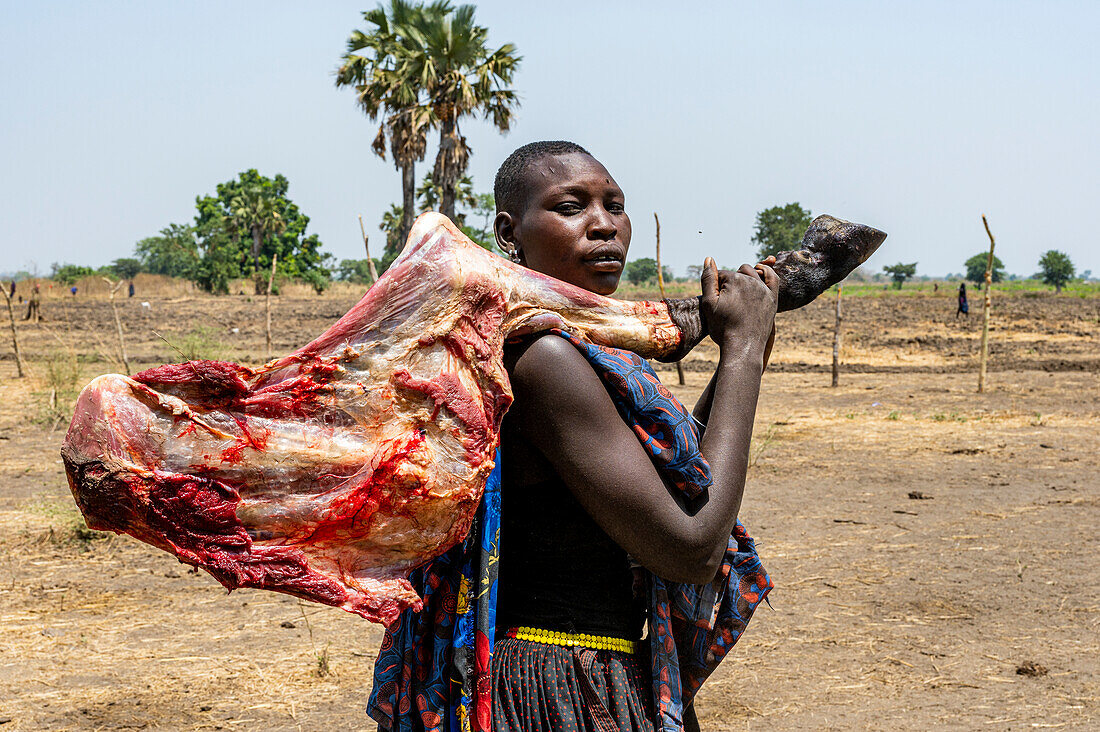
(491, 636), (655, 732)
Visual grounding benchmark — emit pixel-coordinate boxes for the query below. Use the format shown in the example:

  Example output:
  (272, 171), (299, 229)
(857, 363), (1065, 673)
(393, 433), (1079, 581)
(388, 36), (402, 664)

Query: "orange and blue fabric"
(367, 329), (773, 732)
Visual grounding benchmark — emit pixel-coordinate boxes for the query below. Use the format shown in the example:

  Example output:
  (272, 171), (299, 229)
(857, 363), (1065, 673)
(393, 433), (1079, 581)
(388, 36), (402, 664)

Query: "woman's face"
(498, 153), (632, 295)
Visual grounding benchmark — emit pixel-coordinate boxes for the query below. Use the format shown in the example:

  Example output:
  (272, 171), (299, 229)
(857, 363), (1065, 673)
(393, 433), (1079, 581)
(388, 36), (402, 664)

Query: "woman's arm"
(510, 259), (778, 584)
(692, 321), (773, 426)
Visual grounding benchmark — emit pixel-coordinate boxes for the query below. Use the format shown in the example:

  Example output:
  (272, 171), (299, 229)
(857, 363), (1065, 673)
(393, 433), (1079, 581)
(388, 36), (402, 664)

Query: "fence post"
(359, 216), (379, 284)
(831, 285), (842, 387)
(978, 216), (996, 393)
(2, 286), (25, 377)
(102, 278), (130, 375)
(266, 254), (278, 361)
(654, 212), (685, 385)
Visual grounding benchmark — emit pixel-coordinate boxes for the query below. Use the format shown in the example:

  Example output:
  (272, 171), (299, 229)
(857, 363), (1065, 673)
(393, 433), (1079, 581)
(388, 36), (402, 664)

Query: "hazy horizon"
(2, 1), (1096, 279)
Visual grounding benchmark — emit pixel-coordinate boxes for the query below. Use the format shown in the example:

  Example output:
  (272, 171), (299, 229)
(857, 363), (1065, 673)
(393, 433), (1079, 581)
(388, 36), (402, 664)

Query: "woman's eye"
(554, 201), (582, 214)
(607, 202), (625, 213)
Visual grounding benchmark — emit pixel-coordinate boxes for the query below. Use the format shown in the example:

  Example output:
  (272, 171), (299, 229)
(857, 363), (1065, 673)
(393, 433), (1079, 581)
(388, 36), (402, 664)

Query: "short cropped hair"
(494, 140), (592, 215)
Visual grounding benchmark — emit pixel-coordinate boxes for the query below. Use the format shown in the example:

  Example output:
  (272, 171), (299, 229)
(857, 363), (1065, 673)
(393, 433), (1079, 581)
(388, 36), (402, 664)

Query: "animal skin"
(62, 212), (884, 625)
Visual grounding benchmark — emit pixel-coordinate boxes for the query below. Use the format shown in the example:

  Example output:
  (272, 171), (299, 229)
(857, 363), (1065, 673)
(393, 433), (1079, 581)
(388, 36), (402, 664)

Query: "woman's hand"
(700, 256), (779, 355)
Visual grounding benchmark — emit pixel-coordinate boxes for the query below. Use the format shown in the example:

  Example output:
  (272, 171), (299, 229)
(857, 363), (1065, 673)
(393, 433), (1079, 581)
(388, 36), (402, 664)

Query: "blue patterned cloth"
(368, 330), (771, 732)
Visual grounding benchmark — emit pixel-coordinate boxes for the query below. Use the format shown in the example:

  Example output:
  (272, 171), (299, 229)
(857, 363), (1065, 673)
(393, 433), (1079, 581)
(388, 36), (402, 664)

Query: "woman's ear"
(495, 211), (517, 254)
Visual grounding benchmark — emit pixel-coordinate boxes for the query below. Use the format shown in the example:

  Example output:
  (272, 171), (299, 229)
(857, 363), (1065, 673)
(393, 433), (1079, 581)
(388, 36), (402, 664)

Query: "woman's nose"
(588, 208), (617, 239)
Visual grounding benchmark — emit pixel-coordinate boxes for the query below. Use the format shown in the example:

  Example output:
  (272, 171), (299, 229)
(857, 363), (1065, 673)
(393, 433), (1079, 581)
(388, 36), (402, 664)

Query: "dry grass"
(0, 290), (1096, 730)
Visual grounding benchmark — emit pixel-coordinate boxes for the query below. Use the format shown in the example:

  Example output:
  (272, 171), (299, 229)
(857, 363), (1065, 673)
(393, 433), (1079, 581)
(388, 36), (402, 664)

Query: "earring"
(509, 247), (522, 264)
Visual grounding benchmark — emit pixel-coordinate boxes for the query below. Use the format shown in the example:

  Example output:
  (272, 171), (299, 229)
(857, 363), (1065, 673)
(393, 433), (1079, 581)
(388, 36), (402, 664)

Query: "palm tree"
(336, 1), (433, 251)
(229, 186), (285, 293)
(401, 3), (520, 219)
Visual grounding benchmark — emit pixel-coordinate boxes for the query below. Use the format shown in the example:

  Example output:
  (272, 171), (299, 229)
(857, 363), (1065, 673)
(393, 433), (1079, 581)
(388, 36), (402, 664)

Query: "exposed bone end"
(774, 215), (887, 311)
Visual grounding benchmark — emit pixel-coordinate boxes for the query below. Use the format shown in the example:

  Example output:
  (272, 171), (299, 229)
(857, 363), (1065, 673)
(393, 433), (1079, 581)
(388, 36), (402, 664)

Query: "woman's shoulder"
(504, 333), (611, 427)
(505, 333), (594, 386)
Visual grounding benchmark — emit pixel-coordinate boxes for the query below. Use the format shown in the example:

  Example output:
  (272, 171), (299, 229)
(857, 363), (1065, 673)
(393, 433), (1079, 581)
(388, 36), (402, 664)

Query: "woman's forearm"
(692, 370), (718, 426)
(676, 338), (767, 576)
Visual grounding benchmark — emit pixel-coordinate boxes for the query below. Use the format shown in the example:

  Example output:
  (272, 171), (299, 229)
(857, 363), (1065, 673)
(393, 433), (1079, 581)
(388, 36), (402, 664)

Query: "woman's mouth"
(585, 246), (625, 273)
(587, 256), (624, 273)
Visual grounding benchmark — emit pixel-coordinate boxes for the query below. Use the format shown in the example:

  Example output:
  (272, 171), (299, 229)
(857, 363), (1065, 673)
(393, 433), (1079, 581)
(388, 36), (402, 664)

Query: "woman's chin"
(586, 273), (623, 296)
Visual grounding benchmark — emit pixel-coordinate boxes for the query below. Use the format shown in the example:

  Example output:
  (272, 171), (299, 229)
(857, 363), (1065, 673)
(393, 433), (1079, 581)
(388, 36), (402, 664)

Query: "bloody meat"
(62, 212), (884, 625)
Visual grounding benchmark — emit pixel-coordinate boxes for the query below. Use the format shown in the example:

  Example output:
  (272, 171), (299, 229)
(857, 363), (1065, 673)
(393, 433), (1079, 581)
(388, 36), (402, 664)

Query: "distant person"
(956, 282), (969, 319)
(70, 286), (77, 297)
(24, 284), (41, 322)
(128, 281), (135, 298)
(8, 281), (14, 299)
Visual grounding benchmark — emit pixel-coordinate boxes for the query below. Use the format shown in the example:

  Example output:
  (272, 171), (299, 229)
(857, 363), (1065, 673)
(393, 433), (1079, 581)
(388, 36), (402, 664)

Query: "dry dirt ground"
(0, 289), (1097, 731)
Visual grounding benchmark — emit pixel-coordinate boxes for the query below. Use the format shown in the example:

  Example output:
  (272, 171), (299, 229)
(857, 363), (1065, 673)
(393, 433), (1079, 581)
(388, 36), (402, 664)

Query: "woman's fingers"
(755, 263), (780, 295)
(736, 263), (758, 278)
(701, 257), (719, 301)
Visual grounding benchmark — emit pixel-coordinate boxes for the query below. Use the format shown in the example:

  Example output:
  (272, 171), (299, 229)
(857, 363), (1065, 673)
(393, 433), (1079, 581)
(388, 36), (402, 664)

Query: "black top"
(495, 474), (646, 640)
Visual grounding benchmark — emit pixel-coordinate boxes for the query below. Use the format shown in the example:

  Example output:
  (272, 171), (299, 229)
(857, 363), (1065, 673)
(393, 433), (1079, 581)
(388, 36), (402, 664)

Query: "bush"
(301, 269), (330, 295)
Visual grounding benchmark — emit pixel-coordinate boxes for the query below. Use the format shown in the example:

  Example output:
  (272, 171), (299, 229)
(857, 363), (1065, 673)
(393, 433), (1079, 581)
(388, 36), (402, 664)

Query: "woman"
(489, 141), (777, 731)
(956, 282), (969, 319)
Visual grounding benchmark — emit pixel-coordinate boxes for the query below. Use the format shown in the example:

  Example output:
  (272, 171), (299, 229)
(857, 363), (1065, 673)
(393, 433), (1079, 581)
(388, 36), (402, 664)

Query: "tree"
(301, 269), (331, 295)
(417, 171), (477, 213)
(400, 2), (520, 219)
(752, 203), (813, 260)
(51, 263), (95, 286)
(1038, 250), (1075, 293)
(377, 175), (496, 274)
(964, 253), (1005, 285)
(193, 170), (331, 294)
(336, 258), (382, 284)
(883, 262), (917, 289)
(109, 257), (143, 280)
(416, 173), (497, 249)
(623, 258), (671, 286)
(230, 185), (285, 290)
(377, 203), (407, 274)
(461, 191), (497, 250)
(336, 0), (433, 252)
(136, 224), (199, 278)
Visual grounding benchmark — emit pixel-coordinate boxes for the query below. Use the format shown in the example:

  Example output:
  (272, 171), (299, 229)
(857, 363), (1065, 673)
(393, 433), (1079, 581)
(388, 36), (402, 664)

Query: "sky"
(1, 0), (1097, 278)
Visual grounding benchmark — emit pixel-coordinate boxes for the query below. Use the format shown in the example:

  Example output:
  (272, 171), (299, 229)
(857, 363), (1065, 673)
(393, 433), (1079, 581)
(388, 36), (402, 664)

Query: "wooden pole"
(978, 215), (996, 393)
(831, 285), (842, 387)
(1, 285), (26, 377)
(266, 253), (278, 361)
(654, 213), (686, 386)
(359, 216), (379, 284)
(102, 278), (130, 375)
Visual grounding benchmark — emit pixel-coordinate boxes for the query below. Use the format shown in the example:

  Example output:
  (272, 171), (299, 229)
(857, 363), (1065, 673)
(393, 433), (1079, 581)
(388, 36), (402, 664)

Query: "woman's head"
(493, 141), (631, 295)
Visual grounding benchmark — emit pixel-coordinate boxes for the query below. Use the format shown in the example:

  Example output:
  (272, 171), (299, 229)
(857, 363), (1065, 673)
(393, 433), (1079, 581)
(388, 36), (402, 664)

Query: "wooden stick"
(978, 215), (996, 393)
(266, 253), (278, 361)
(102, 278), (130, 375)
(831, 285), (842, 387)
(654, 212), (685, 385)
(1, 284), (26, 377)
(359, 216), (379, 284)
